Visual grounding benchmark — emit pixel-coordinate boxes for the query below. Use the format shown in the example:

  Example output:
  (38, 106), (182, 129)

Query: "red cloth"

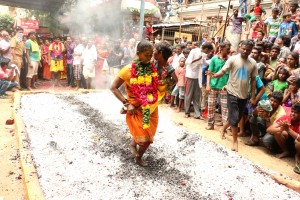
(276, 115), (300, 134)
(0, 67), (10, 79)
(42, 45), (51, 80)
(253, 5), (263, 16)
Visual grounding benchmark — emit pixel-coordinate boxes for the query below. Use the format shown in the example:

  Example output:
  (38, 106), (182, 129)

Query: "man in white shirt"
(0, 31), (12, 60)
(184, 42), (213, 119)
(82, 39), (97, 89)
(73, 38), (85, 90)
(171, 44), (185, 70)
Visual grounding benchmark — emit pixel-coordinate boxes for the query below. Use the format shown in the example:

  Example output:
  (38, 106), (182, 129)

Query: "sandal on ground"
(293, 162), (300, 174)
(245, 139), (259, 146)
(185, 114), (190, 118)
(205, 126), (214, 130)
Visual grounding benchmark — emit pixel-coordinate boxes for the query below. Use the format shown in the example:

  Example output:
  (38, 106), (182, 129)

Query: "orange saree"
(118, 64), (168, 144)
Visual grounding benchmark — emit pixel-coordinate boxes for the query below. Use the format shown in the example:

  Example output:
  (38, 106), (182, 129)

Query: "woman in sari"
(110, 41), (177, 166)
(42, 39), (51, 80)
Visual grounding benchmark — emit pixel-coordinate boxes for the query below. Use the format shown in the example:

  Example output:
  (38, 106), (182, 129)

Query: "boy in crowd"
(205, 42), (231, 130)
(278, 12), (298, 38)
(246, 91), (285, 146)
(264, 8), (282, 43)
(264, 45), (280, 83)
(207, 40), (257, 151)
(265, 102), (300, 174)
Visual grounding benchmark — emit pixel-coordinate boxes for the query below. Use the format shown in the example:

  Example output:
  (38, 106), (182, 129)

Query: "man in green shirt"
(25, 31), (41, 90)
(205, 42), (231, 130)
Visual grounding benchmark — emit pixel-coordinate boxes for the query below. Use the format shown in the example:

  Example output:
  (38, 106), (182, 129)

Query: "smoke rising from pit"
(61, 0), (124, 39)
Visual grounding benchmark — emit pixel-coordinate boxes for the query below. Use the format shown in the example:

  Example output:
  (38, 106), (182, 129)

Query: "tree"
(25, 0), (78, 35)
(0, 14), (14, 32)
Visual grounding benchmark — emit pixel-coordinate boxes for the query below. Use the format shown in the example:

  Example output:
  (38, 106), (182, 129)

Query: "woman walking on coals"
(111, 41), (177, 166)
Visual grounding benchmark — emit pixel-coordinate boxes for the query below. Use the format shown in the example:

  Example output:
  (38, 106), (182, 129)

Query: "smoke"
(61, 0), (124, 39)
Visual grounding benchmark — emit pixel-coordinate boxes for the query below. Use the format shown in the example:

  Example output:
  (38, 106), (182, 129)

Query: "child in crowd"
(270, 67), (289, 94)
(251, 0), (266, 16)
(283, 81), (299, 116)
(170, 57), (186, 112)
(278, 12), (298, 38)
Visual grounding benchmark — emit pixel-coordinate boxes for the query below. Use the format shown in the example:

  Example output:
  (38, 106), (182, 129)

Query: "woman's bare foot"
(231, 141), (238, 152)
(135, 157), (148, 167)
(276, 151), (290, 159)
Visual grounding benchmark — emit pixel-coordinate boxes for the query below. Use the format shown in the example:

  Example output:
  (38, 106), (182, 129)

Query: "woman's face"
(138, 48), (153, 64)
(277, 58), (286, 65)
(153, 48), (160, 61)
(287, 55), (296, 67)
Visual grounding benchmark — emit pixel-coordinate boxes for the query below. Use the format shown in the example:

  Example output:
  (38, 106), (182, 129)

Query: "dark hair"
(202, 42), (214, 50)
(136, 40), (153, 53)
(264, 41), (273, 50)
(292, 102), (300, 113)
(219, 41), (231, 50)
(290, 2), (299, 8)
(0, 58), (9, 67)
(15, 26), (23, 31)
(279, 35), (291, 47)
(289, 52), (300, 68)
(252, 46), (262, 54)
(194, 42), (201, 47)
(27, 31), (36, 37)
(272, 8), (280, 13)
(183, 48), (191, 55)
(276, 67), (289, 81)
(255, 41), (264, 48)
(269, 91), (283, 103)
(155, 41), (173, 61)
(271, 45), (280, 52)
(186, 41), (192, 45)
(241, 40), (254, 48)
(295, 78), (300, 88)
(257, 30), (265, 37)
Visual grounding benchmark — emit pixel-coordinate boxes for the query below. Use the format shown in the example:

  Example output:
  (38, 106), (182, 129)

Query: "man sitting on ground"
(246, 91), (286, 146)
(265, 102), (300, 174)
(0, 59), (18, 98)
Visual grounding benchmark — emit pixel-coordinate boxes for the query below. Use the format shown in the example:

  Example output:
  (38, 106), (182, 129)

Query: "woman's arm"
(282, 89), (290, 103)
(169, 71), (178, 87)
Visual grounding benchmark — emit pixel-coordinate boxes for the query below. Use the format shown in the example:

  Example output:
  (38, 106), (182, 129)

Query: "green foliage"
(25, 0), (79, 35)
(0, 14), (14, 32)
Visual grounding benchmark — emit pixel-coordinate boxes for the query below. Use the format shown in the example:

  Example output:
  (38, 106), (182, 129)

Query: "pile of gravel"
(20, 92), (300, 200)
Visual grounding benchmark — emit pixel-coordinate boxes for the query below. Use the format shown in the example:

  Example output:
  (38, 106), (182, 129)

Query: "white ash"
(20, 91), (300, 200)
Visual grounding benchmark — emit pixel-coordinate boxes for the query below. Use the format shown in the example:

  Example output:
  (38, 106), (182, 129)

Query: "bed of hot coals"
(20, 92), (300, 200)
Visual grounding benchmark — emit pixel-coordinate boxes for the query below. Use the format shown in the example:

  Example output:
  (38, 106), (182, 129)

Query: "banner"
(20, 19), (39, 29)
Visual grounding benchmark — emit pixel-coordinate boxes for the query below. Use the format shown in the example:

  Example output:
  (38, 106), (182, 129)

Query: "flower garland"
(130, 59), (159, 129)
(51, 42), (63, 60)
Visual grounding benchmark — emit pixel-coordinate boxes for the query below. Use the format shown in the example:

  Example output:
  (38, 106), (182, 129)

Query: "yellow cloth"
(29, 39), (41, 60)
(270, 105), (286, 124)
(50, 60), (64, 72)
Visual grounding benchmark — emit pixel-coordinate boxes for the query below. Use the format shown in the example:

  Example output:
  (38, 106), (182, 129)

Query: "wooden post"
(222, 0), (231, 42)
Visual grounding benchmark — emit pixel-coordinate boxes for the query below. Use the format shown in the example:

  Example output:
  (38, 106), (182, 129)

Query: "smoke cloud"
(61, 0), (124, 39)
